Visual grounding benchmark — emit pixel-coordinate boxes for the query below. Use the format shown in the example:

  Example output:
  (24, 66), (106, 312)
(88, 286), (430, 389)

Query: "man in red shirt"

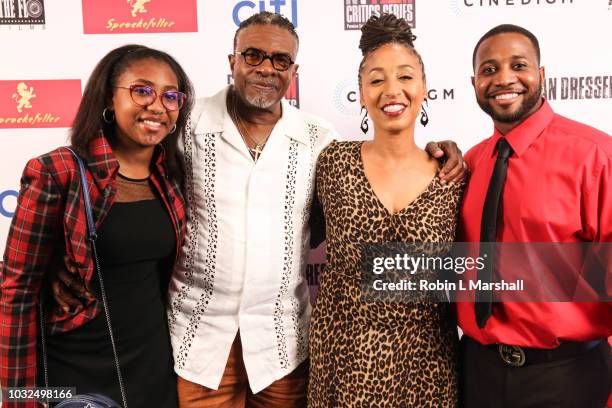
(458, 24), (611, 407)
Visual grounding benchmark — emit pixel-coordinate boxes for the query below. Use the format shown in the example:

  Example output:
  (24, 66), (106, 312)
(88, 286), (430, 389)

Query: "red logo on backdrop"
(285, 76), (300, 108)
(0, 80), (81, 129)
(82, 0), (197, 34)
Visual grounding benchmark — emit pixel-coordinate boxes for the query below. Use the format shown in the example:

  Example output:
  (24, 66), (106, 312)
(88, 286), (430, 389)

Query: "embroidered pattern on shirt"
(274, 139), (299, 369)
(169, 117), (198, 333)
(175, 131), (219, 370)
(301, 124), (320, 226)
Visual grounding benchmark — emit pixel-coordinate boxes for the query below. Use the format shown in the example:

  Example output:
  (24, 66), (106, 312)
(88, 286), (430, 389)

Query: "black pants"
(460, 336), (612, 408)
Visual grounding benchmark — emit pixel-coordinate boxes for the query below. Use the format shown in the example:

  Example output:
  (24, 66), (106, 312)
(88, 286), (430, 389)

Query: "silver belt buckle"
(498, 344), (526, 367)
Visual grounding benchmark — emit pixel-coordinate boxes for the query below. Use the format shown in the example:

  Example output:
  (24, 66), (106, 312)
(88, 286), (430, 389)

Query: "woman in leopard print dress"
(308, 15), (464, 408)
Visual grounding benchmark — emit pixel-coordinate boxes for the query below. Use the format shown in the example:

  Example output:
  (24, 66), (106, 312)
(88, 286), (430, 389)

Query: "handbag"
(54, 394), (120, 408)
(38, 147), (128, 408)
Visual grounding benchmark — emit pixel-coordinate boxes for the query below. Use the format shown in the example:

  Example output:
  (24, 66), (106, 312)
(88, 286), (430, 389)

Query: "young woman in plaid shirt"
(1, 45), (193, 407)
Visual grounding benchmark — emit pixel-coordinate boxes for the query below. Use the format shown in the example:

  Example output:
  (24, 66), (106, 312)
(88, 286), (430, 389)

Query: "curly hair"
(70, 44), (194, 183)
(358, 14), (425, 86)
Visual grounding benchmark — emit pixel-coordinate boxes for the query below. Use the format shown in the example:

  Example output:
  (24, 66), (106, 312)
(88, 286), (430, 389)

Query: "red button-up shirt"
(0, 134), (186, 406)
(457, 100), (612, 348)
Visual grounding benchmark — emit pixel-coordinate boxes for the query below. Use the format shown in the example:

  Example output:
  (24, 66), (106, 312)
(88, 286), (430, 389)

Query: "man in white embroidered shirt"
(168, 12), (332, 407)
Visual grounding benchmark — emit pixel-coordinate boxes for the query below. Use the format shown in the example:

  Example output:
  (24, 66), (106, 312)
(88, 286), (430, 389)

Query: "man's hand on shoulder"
(50, 255), (94, 313)
(425, 140), (469, 184)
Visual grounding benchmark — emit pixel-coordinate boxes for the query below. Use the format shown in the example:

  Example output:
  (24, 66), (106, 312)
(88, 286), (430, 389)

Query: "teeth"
(143, 120), (162, 128)
(382, 104), (405, 113)
(495, 93), (518, 100)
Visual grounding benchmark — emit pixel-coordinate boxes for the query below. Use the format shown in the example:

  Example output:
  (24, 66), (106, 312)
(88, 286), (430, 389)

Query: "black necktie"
(475, 138), (513, 328)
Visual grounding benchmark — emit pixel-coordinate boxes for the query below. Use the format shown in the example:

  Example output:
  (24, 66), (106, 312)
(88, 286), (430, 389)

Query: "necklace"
(235, 112), (268, 162)
(228, 90), (273, 163)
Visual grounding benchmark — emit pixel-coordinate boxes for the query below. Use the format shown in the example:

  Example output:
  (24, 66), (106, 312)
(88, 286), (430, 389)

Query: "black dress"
(42, 176), (178, 408)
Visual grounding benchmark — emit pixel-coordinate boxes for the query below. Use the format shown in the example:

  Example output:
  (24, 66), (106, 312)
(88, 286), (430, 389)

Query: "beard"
(477, 81), (543, 124)
(237, 78), (283, 110)
(244, 92), (277, 109)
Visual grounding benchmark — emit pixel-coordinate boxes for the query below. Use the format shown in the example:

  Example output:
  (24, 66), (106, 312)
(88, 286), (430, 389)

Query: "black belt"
(463, 335), (605, 367)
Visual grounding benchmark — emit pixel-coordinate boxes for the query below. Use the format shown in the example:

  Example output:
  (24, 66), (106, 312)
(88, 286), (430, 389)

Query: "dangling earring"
(102, 108), (114, 124)
(169, 124), (177, 134)
(420, 100), (429, 127)
(360, 107), (369, 135)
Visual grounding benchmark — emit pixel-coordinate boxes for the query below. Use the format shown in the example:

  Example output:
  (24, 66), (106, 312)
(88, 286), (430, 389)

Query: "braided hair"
(358, 14), (425, 86)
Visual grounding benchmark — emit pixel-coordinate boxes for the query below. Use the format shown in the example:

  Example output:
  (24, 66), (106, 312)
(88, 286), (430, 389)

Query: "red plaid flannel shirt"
(0, 134), (185, 406)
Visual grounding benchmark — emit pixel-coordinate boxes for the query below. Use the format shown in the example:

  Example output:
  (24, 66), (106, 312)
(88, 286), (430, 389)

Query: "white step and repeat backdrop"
(2, 2), (611, 404)
(1, 0), (611, 292)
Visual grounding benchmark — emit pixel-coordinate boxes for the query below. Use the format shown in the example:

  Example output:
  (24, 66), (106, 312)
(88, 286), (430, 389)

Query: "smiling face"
(111, 58), (180, 149)
(229, 24), (298, 111)
(359, 43), (427, 135)
(472, 32), (545, 134)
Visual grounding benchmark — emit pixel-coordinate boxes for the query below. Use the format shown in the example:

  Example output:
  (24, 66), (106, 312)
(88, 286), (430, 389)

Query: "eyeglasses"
(235, 48), (294, 72)
(115, 85), (186, 111)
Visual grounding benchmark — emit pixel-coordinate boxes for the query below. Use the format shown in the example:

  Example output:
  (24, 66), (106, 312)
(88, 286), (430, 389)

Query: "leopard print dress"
(308, 141), (464, 408)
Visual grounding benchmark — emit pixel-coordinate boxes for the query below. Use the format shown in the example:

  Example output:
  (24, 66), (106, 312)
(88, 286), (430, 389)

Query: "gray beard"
(244, 93), (277, 109)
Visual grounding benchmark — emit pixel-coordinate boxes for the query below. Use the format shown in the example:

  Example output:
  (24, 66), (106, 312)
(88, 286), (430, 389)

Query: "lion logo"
(128, 0), (151, 17)
(11, 82), (36, 113)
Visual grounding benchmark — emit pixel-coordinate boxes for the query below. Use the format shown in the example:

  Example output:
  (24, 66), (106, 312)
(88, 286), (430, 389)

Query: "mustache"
(486, 87), (526, 97)
(247, 78), (280, 89)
